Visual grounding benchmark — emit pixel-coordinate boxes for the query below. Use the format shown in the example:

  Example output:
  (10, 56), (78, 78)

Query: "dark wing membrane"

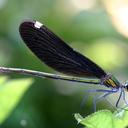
(19, 20), (106, 78)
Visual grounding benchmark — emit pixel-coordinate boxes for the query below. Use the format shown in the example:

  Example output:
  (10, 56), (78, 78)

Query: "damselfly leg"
(81, 89), (119, 111)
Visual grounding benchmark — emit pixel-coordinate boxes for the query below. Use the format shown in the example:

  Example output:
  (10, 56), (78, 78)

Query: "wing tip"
(19, 20), (43, 31)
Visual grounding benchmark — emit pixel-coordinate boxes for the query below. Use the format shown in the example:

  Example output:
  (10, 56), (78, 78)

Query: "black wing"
(19, 20), (106, 78)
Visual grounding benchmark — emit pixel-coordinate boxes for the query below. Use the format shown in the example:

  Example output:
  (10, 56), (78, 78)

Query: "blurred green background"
(0, 0), (128, 127)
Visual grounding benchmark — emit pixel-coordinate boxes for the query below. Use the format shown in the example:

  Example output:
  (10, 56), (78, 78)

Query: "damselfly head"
(124, 81), (128, 91)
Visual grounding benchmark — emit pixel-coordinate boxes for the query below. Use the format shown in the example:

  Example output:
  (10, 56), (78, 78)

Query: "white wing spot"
(34, 21), (43, 29)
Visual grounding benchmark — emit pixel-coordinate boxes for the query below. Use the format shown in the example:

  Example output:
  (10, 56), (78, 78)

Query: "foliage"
(0, 76), (33, 124)
(75, 109), (128, 128)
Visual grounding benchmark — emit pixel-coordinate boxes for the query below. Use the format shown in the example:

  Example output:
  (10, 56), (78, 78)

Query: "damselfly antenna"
(19, 20), (128, 110)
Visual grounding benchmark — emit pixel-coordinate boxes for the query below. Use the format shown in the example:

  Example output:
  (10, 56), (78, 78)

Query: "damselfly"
(19, 20), (128, 110)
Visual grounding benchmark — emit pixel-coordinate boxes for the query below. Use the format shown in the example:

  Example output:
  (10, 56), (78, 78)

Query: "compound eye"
(126, 86), (128, 91)
(124, 82), (128, 91)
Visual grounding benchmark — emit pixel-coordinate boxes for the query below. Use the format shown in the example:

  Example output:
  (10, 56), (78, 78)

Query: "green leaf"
(113, 109), (128, 128)
(74, 113), (84, 124)
(0, 76), (34, 124)
(75, 108), (128, 128)
(0, 76), (8, 84)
